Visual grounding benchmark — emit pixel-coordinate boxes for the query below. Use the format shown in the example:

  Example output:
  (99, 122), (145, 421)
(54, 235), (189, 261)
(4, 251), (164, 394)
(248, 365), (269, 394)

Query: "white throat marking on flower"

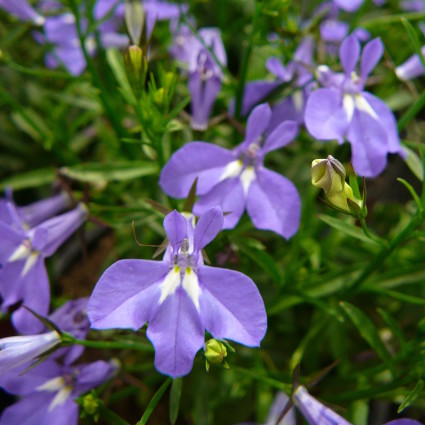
(182, 268), (201, 311)
(343, 94), (355, 122)
(240, 166), (256, 195)
(158, 266), (182, 305)
(355, 94), (378, 120)
(37, 376), (73, 412)
(219, 160), (243, 181)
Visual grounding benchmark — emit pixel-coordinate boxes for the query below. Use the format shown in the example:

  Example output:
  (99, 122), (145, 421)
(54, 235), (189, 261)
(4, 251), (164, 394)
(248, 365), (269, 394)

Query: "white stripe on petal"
(220, 160), (243, 181)
(37, 377), (65, 392)
(48, 386), (73, 412)
(182, 268), (201, 311)
(159, 266), (182, 305)
(8, 243), (31, 263)
(355, 94), (378, 120)
(21, 252), (39, 276)
(240, 166), (256, 195)
(343, 94), (355, 122)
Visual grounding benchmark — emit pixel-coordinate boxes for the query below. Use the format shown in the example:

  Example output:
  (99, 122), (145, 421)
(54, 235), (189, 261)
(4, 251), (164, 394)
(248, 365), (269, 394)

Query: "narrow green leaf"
(169, 378), (183, 425)
(397, 178), (422, 210)
(318, 215), (381, 246)
(398, 380), (424, 413)
(0, 168), (56, 190)
(401, 18), (425, 73)
(232, 237), (281, 284)
(60, 161), (158, 183)
(137, 378), (171, 425)
(106, 48), (137, 106)
(340, 302), (394, 374)
(99, 405), (131, 425)
(403, 144), (424, 182)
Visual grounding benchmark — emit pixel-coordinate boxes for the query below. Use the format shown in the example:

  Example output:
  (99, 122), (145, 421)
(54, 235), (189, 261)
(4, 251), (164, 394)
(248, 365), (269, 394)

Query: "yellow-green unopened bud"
(311, 155), (346, 195)
(312, 155), (362, 214)
(204, 339), (228, 371)
(154, 88), (165, 106)
(124, 45), (147, 95)
(81, 393), (101, 420)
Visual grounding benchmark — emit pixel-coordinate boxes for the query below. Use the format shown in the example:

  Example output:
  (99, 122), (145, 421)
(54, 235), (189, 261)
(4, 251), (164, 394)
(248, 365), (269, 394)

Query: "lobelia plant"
(87, 207), (267, 377)
(160, 103), (301, 238)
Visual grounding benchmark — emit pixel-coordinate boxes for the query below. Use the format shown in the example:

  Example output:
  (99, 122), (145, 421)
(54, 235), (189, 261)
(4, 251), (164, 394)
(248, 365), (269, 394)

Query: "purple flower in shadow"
(160, 103), (300, 238)
(305, 35), (404, 177)
(171, 25), (227, 130)
(0, 359), (118, 425)
(0, 0), (45, 25)
(88, 207), (267, 378)
(48, 298), (90, 365)
(0, 204), (88, 334)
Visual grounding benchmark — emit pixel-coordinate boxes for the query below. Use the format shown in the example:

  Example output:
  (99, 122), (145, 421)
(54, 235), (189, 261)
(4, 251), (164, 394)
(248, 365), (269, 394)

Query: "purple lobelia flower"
(0, 204), (88, 334)
(0, 331), (61, 375)
(0, 0), (45, 25)
(0, 358), (118, 425)
(171, 26), (227, 130)
(395, 23), (425, 81)
(160, 103), (301, 238)
(234, 38), (314, 121)
(293, 386), (423, 425)
(0, 190), (71, 230)
(305, 35), (404, 177)
(48, 298), (90, 365)
(333, 0), (364, 12)
(88, 207), (267, 378)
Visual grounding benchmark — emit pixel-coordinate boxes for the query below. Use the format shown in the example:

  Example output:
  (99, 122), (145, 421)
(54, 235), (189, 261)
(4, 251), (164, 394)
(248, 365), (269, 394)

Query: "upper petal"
(339, 34), (361, 75)
(198, 265), (267, 346)
(163, 210), (188, 250)
(87, 259), (169, 330)
(159, 142), (234, 198)
(146, 289), (205, 377)
(266, 57), (291, 81)
(193, 206), (223, 252)
(246, 168), (300, 239)
(262, 120), (299, 154)
(360, 37), (384, 81)
(245, 103), (272, 145)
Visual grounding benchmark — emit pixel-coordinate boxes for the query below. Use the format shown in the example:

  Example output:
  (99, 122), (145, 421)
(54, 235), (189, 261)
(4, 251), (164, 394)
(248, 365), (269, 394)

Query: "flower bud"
(312, 156), (362, 214)
(311, 155), (346, 195)
(204, 339), (229, 371)
(124, 45), (148, 95)
(0, 331), (61, 374)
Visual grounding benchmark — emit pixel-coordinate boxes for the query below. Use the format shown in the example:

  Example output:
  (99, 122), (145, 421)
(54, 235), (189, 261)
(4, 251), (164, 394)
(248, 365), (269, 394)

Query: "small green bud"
(80, 393), (101, 421)
(204, 339), (229, 371)
(124, 45), (147, 95)
(153, 88), (165, 106)
(312, 156), (363, 215)
(311, 155), (346, 195)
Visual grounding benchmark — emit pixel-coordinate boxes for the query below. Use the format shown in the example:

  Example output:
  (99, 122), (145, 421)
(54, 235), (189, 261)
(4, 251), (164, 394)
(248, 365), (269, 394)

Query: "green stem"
(234, 2), (262, 118)
(65, 335), (154, 352)
(345, 213), (422, 294)
(68, 0), (125, 139)
(360, 10), (425, 28)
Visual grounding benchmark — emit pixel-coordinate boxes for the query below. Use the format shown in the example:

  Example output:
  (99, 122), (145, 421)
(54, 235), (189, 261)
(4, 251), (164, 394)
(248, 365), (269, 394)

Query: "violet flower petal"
(395, 46), (425, 81)
(246, 168), (300, 239)
(339, 34), (361, 76)
(304, 88), (348, 143)
(74, 359), (119, 394)
(88, 260), (168, 330)
(261, 120), (299, 154)
(164, 210), (188, 250)
(360, 37), (384, 81)
(0, 0), (45, 25)
(266, 57), (290, 80)
(198, 265), (267, 346)
(347, 108), (389, 177)
(245, 103), (272, 145)
(193, 206), (223, 252)
(146, 289), (205, 377)
(193, 178), (245, 229)
(159, 142), (234, 198)
(293, 386), (352, 425)
(333, 0), (364, 12)
(384, 421), (424, 425)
